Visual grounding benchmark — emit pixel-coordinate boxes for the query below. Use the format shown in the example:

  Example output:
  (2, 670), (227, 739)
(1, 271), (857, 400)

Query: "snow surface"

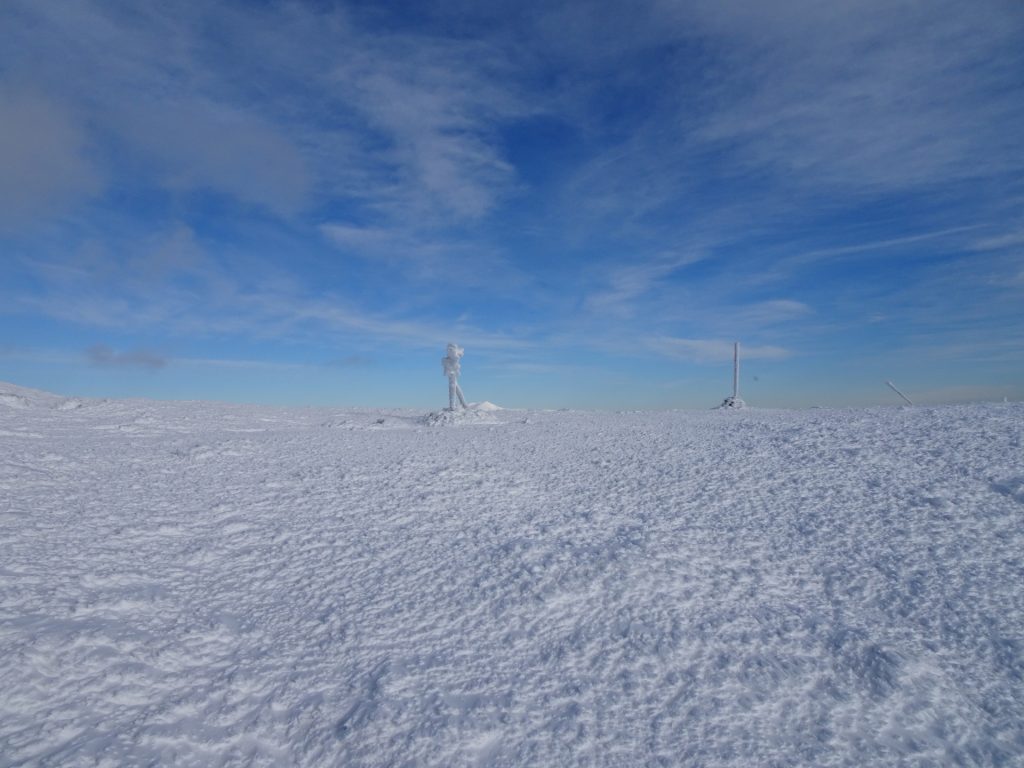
(1, 382), (1023, 767)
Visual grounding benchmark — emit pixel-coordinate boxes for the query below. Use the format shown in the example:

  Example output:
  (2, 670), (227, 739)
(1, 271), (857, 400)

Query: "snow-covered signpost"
(719, 341), (746, 409)
(442, 343), (468, 411)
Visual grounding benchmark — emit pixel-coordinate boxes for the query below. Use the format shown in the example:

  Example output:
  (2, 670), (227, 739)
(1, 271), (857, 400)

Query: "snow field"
(1, 383), (1022, 766)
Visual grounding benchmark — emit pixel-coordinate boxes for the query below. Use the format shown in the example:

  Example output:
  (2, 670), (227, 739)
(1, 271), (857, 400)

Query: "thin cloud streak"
(782, 225), (989, 267)
(971, 230), (1024, 251)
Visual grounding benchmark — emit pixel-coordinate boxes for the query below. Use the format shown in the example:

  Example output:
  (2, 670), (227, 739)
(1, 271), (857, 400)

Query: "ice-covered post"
(732, 341), (740, 401)
(719, 340), (746, 409)
(442, 343), (468, 410)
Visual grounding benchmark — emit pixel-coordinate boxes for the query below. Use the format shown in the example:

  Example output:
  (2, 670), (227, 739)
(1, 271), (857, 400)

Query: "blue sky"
(2, 0), (1022, 409)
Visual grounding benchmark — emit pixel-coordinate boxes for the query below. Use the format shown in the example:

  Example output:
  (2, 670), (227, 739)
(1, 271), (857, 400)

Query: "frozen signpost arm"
(442, 343), (468, 410)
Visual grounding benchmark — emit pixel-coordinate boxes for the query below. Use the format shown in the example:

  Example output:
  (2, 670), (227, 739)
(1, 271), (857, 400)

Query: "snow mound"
(0, 393), (30, 409)
(421, 407), (499, 426)
(0, 382), (70, 410)
(469, 401), (503, 411)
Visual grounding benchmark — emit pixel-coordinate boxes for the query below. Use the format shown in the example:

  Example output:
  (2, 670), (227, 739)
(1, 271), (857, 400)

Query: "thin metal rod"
(886, 380), (913, 406)
(733, 342), (740, 399)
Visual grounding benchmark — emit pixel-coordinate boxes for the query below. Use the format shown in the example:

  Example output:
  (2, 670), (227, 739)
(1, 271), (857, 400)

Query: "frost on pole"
(718, 341), (746, 409)
(442, 343), (468, 411)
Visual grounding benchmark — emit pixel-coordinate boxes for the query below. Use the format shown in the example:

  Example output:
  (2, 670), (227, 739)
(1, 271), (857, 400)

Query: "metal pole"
(733, 342), (740, 400)
(886, 380), (913, 406)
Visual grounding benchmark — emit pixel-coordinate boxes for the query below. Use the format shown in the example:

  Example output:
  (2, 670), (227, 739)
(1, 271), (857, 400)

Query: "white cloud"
(787, 226), (985, 265)
(684, 0), (1024, 190)
(971, 231), (1024, 251)
(0, 1), (528, 225)
(584, 251), (706, 317)
(6, 0), (1018, 233)
(3, 226), (534, 353)
(548, 0), (1024, 234)
(338, 53), (523, 219)
(318, 220), (530, 292)
(119, 99), (312, 217)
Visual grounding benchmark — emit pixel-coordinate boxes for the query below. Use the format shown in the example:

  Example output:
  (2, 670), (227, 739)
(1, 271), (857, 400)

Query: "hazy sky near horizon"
(2, 0), (1023, 409)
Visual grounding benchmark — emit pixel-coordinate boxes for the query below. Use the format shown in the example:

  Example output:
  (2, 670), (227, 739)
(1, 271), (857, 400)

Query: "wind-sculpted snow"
(1, 383), (1022, 766)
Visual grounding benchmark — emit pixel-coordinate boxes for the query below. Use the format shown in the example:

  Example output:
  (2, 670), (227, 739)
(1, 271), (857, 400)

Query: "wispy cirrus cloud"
(779, 226), (988, 269)
(3, 224), (535, 353)
(688, 0), (1024, 191)
(1, 3), (314, 220)
(333, 40), (526, 220)
(971, 230), (1024, 251)
(318, 221), (529, 291)
(583, 251), (706, 317)
(544, 0), (1024, 240)
(120, 99), (312, 217)
(0, 1), (528, 227)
